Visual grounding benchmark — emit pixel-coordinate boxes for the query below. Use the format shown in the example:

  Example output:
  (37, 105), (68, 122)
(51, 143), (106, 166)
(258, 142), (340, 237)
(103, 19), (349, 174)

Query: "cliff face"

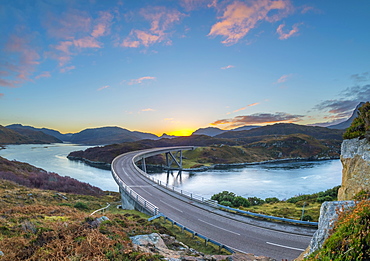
(338, 138), (370, 200)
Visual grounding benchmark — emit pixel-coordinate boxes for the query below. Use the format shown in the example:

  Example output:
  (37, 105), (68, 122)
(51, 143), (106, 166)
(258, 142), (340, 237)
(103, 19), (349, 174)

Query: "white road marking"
(266, 242), (305, 251)
(198, 219), (240, 236)
(160, 200), (183, 213)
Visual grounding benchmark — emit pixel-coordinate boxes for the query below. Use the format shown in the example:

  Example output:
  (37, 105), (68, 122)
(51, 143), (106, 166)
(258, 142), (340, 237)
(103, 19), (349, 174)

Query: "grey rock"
(308, 200), (356, 255)
(341, 138), (370, 161)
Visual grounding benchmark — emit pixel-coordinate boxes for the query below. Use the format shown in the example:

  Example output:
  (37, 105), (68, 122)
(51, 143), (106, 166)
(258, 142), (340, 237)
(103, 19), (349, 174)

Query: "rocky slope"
(0, 125), (62, 144)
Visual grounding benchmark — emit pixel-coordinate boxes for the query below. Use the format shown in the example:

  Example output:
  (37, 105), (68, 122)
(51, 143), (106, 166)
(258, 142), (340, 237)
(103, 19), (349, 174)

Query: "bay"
(0, 143), (118, 191)
(0, 144), (342, 199)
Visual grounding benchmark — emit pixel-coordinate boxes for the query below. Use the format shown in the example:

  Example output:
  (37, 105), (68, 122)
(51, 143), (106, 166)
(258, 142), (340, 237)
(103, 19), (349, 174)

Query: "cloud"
(313, 84), (370, 123)
(141, 108), (155, 112)
(208, 0), (293, 45)
(350, 72), (369, 82)
(180, 0), (216, 11)
(0, 93), (4, 98)
(212, 112), (304, 128)
(276, 23), (301, 40)
(47, 10), (113, 67)
(35, 71), (51, 79)
(97, 85), (110, 91)
(275, 73), (293, 84)
(221, 65), (235, 70)
(0, 32), (40, 87)
(227, 102), (259, 114)
(60, 66), (76, 73)
(121, 6), (185, 48)
(128, 76), (156, 85)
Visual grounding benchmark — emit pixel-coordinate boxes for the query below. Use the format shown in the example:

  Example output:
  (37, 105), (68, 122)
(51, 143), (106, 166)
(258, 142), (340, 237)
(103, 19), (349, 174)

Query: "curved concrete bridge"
(111, 146), (316, 260)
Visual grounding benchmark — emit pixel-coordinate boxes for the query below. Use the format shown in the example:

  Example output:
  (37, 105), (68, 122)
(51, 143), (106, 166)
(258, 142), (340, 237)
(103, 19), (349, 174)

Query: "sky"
(1, 0), (369, 136)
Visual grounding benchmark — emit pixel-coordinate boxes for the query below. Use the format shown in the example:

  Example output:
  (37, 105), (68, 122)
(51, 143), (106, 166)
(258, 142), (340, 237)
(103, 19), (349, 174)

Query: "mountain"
(6, 124), (72, 141)
(69, 126), (159, 145)
(215, 123), (344, 140)
(0, 125), (62, 144)
(192, 125), (261, 137)
(327, 102), (365, 129)
(232, 125), (261, 131)
(191, 127), (226, 137)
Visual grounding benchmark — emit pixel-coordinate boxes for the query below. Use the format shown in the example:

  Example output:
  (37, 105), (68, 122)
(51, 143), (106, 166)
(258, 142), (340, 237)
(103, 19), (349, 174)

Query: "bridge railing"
(131, 159), (218, 207)
(131, 156), (318, 226)
(111, 158), (159, 216)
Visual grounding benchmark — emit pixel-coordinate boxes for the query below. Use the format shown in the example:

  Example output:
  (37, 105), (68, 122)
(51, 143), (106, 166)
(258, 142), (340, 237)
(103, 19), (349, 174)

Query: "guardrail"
(111, 157), (159, 216)
(131, 152), (318, 227)
(149, 213), (234, 254)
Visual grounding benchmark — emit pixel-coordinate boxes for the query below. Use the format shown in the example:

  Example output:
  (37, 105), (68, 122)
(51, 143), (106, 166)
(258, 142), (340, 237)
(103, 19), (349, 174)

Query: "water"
(149, 160), (342, 200)
(0, 143), (118, 191)
(0, 144), (342, 199)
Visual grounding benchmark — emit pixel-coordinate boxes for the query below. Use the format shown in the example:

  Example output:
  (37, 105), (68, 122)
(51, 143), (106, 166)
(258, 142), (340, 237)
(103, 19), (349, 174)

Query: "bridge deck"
(112, 147), (316, 260)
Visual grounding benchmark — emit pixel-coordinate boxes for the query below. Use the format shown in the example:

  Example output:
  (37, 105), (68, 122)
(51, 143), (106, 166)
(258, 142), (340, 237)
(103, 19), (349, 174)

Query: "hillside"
(68, 132), (341, 169)
(0, 125), (61, 144)
(215, 123), (344, 140)
(6, 124), (72, 142)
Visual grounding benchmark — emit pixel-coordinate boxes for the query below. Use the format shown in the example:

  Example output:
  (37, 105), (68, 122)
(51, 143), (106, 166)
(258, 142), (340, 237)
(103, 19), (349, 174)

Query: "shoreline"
(67, 155), (340, 172)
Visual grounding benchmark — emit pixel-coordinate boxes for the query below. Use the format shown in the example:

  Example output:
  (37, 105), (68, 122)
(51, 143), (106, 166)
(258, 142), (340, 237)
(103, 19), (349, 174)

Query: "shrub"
(74, 202), (89, 210)
(232, 196), (250, 207)
(219, 201), (232, 207)
(247, 196), (265, 206)
(265, 197), (280, 204)
(343, 102), (370, 141)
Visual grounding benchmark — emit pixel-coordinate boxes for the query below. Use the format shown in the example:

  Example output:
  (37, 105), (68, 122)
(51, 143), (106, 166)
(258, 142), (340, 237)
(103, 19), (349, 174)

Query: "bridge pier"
(119, 187), (153, 216)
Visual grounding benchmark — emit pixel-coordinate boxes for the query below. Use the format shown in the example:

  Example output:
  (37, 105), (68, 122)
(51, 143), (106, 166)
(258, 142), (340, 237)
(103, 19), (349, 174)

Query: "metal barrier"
(131, 155), (318, 227)
(111, 157), (159, 216)
(153, 214), (234, 254)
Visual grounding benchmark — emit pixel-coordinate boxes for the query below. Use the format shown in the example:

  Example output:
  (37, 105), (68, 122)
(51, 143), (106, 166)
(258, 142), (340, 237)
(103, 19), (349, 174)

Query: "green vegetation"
(305, 199), (370, 260)
(211, 186), (341, 222)
(343, 101), (370, 141)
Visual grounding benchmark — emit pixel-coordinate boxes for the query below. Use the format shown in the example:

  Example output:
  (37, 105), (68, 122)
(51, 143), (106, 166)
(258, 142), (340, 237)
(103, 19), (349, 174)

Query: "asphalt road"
(112, 147), (316, 260)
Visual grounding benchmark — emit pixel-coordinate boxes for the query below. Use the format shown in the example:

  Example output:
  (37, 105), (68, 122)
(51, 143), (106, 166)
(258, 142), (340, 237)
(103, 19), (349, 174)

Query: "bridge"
(111, 146), (316, 260)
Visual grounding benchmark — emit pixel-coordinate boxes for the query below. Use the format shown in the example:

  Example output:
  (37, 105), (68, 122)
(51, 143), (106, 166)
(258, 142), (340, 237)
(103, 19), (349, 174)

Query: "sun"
(168, 129), (194, 136)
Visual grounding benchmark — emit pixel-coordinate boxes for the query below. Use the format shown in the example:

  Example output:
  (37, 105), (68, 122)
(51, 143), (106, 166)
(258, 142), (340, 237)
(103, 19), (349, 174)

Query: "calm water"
(0, 143), (118, 191)
(0, 143), (342, 199)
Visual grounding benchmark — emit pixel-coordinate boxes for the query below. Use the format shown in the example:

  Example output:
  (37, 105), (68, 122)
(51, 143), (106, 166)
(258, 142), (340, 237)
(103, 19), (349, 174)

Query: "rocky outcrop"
(307, 201), (355, 256)
(130, 233), (275, 261)
(338, 138), (370, 200)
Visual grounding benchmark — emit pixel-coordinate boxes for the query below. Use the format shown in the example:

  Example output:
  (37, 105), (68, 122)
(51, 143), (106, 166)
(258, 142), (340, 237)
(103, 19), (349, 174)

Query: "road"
(111, 147), (316, 260)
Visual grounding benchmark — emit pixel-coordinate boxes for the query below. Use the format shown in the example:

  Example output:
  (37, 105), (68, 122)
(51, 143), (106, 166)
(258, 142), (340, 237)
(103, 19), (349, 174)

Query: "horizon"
(1, 1), (370, 136)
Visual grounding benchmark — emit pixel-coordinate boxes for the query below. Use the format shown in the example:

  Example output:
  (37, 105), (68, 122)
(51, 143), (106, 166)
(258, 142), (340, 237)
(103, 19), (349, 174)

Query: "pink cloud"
(97, 85), (110, 91)
(277, 23), (301, 40)
(180, 0), (216, 11)
(208, 0), (293, 45)
(91, 11), (114, 38)
(60, 66), (76, 73)
(221, 65), (235, 70)
(275, 74), (293, 83)
(0, 93), (4, 98)
(1, 33), (40, 87)
(227, 102), (259, 114)
(35, 71), (51, 79)
(73, 37), (101, 48)
(128, 76), (156, 85)
(141, 108), (155, 112)
(121, 7), (185, 48)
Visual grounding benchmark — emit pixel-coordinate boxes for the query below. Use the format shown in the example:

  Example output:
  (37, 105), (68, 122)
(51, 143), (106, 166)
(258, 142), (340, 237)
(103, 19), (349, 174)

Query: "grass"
(242, 201), (321, 222)
(153, 216), (230, 255)
(0, 179), (228, 260)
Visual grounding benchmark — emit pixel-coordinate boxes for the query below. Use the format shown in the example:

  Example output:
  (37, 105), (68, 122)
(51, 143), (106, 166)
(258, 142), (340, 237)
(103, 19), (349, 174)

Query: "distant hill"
(192, 125), (260, 137)
(192, 127), (226, 137)
(1, 125), (62, 144)
(68, 126), (159, 145)
(327, 102), (365, 129)
(215, 123), (344, 140)
(6, 124), (72, 141)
